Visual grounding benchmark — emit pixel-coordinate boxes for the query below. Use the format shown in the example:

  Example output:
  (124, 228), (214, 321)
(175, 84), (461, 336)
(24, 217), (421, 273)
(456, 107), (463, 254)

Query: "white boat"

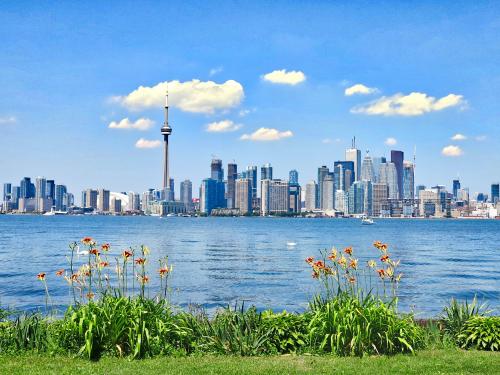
(361, 217), (374, 225)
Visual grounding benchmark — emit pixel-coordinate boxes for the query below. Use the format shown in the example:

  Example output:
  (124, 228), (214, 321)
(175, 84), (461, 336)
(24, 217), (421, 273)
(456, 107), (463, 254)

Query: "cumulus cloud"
(451, 133), (467, 141)
(108, 117), (155, 131)
(344, 84), (378, 96)
(0, 116), (17, 124)
(206, 120), (242, 133)
(351, 92), (466, 116)
(441, 145), (463, 157)
(111, 79), (244, 114)
(385, 137), (398, 146)
(240, 127), (293, 141)
(262, 69), (306, 85)
(135, 138), (162, 149)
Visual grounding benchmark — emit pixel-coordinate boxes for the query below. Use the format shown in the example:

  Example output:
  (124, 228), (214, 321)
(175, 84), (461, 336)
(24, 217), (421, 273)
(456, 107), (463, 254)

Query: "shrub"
(261, 310), (309, 353)
(457, 316), (500, 351)
(441, 297), (488, 342)
(308, 293), (424, 356)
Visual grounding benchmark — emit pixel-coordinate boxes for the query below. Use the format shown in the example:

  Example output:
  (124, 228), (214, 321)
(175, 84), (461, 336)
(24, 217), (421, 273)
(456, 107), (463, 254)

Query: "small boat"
(361, 217), (374, 225)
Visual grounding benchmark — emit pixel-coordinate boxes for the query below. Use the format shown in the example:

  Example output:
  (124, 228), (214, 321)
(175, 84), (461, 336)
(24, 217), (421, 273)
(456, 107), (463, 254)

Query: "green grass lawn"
(0, 349), (498, 375)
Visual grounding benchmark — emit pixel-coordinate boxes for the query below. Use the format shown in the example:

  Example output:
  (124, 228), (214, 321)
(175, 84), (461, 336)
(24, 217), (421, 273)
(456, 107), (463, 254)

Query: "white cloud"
(475, 135), (487, 141)
(451, 133), (467, 141)
(135, 138), (162, 149)
(0, 116), (17, 124)
(206, 120), (242, 133)
(441, 145), (463, 157)
(112, 79), (244, 114)
(344, 84), (378, 96)
(322, 138), (341, 144)
(351, 92), (466, 116)
(209, 67), (223, 76)
(240, 127), (293, 141)
(108, 117), (155, 131)
(262, 69), (306, 85)
(385, 137), (398, 146)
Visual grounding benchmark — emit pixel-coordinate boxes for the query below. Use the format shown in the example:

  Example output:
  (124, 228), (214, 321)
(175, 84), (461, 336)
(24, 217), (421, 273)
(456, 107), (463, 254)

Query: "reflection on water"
(0, 216), (499, 317)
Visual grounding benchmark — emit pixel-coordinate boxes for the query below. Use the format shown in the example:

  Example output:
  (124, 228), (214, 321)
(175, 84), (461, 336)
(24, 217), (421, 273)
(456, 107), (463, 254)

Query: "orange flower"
(89, 248), (100, 256)
(305, 257), (314, 264)
(349, 259), (358, 270)
(158, 267), (170, 277)
(135, 258), (146, 265)
(313, 260), (325, 269)
(344, 247), (353, 255)
(55, 269), (64, 276)
(122, 250), (133, 259)
(101, 243), (110, 251)
(380, 254), (389, 263)
(377, 269), (385, 278)
(81, 237), (93, 245)
(348, 276), (356, 284)
(71, 273), (78, 281)
(138, 275), (149, 284)
(37, 272), (46, 281)
(312, 271), (319, 279)
(99, 261), (109, 268)
(86, 292), (95, 299)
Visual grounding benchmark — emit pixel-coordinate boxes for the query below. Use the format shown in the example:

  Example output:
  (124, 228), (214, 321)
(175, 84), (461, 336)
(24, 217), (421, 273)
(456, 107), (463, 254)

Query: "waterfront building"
(111, 197), (122, 214)
(3, 183), (11, 202)
(345, 138), (362, 181)
(391, 150), (404, 200)
(317, 165), (330, 209)
(492, 183), (499, 204)
(372, 183), (388, 217)
(403, 161), (415, 199)
(372, 156), (386, 182)
(35, 177), (47, 212)
(379, 162), (399, 200)
(55, 184), (67, 211)
(305, 180), (317, 211)
(200, 178), (217, 214)
(247, 166), (258, 199)
(46, 180), (55, 202)
(419, 189), (442, 217)
(360, 153), (375, 182)
(211, 159), (224, 182)
(348, 181), (364, 215)
(289, 183), (301, 214)
(362, 180), (373, 216)
(11, 186), (20, 209)
(226, 163), (237, 209)
(321, 173), (335, 211)
(180, 180), (193, 210)
(335, 189), (347, 214)
(289, 170), (299, 185)
(261, 179), (289, 215)
(261, 163), (273, 181)
(20, 177), (35, 199)
(334, 161), (355, 192)
(235, 178), (252, 215)
(453, 179), (461, 200)
(18, 197), (37, 213)
(458, 188), (469, 203)
(84, 189), (98, 209)
(98, 189), (110, 212)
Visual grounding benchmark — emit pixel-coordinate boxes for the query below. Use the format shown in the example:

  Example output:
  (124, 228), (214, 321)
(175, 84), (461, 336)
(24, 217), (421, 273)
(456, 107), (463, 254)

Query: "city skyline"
(1, 2), (500, 194)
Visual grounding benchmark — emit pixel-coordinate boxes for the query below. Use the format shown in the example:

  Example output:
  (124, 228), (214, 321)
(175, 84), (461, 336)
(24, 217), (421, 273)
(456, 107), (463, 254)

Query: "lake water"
(0, 215), (498, 317)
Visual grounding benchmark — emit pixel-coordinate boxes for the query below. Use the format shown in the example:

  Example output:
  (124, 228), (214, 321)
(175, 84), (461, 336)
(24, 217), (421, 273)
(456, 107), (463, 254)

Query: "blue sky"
(1, 1), (499, 197)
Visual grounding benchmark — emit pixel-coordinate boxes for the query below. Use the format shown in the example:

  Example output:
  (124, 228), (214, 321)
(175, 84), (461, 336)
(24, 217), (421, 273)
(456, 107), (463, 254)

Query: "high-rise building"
(492, 183), (500, 204)
(247, 166), (258, 198)
(11, 186), (20, 209)
(85, 189), (98, 209)
(235, 178), (252, 215)
(452, 179), (461, 200)
(35, 177), (47, 199)
(390, 150), (404, 199)
(403, 161), (415, 200)
(180, 180), (193, 208)
(211, 159), (224, 182)
(226, 163), (238, 209)
(46, 180), (55, 201)
(289, 170), (299, 185)
(362, 180), (373, 216)
(3, 183), (12, 202)
(98, 189), (110, 212)
(317, 166), (330, 209)
(345, 138), (361, 181)
(416, 185), (426, 198)
(261, 163), (273, 181)
(261, 179), (289, 215)
(161, 93), (173, 200)
(55, 184), (67, 211)
(348, 181), (364, 214)
(321, 173), (335, 211)
(372, 183), (388, 217)
(334, 161), (355, 191)
(360, 153), (375, 181)
(372, 156), (387, 182)
(200, 178), (217, 215)
(20, 177), (35, 199)
(335, 190), (347, 214)
(305, 181), (317, 211)
(289, 183), (301, 214)
(111, 197), (122, 214)
(379, 162), (399, 200)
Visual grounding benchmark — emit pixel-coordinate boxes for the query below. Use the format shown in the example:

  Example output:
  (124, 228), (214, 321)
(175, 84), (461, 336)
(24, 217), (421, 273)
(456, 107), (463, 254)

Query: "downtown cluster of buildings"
(2, 96), (499, 218)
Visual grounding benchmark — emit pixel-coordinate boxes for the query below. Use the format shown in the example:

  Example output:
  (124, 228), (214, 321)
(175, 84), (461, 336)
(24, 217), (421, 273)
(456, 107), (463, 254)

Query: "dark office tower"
(317, 166), (330, 209)
(226, 163), (238, 209)
(390, 150), (404, 200)
(492, 183), (500, 204)
(46, 180), (55, 201)
(289, 170), (299, 185)
(55, 184), (67, 211)
(333, 161), (355, 191)
(211, 159), (224, 182)
(20, 177), (35, 199)
(261, 163), (273, 181)
(247, 166), (258, 198)
(452, 179), (461, 200)
(3, 183), (12, 201)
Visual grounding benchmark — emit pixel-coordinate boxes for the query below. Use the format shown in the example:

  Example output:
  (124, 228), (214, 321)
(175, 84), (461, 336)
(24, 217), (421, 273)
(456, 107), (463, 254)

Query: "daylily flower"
(81, 237), (94, 245)
(122, 250), (133, 260)
(55, 269), (64, 276)
(348, 276), (356, 284)
(86, 292), (95, 299)
(37, 272), (46, 281)
(89, 248), (100, 256)
(138, 275), (149, 284)
(101, 243), (110, 251)
(377, 269), (385, 278)
(349, 259), (358, 270)
(158, 267), (170, 277)
(305, 257), (314, 264)
(344, 247), (353, 255)
(380, 254), (389, 262)
(135, 258), (146, 265)
(367, 260), (376, 268)
(99, 261), (109, 268)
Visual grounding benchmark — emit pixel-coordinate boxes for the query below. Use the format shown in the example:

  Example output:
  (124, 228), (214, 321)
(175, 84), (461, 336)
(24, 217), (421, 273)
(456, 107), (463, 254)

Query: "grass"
(0, 349), (498, 374)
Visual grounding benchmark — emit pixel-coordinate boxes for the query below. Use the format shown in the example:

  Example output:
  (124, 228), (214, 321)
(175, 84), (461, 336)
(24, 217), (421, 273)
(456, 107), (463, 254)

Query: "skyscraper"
(305, 181), (317, 211)
(180, 180), (193, 208)
(360, 153), (375, 181)
(317, 166), (329, 209)
(98, 189), (110, 212)
(261, 179), (289, 215)
(35, 177), (47, 199)
(226, 163), (238, 209)
(334, 161), (355, 191)
(372, 183), (388, 217)
(345, 138), (361, 181)
(289, 184), (301, 213)
(161, 93), (173, 200)
(372, 156), (386, 182)
(492, 183), (500, 204)
(403, 161), (415, 199)
(390, 150), (404, 199)
(20, 177), (35, 199)
(261, 163), (273, 181)
(3, 183), (11, 202)
(55, 184), (67, 211)
(452, 179), (461, 200)
(200, 178), (217, 215)
(289, 170), (299, 185)
(348, 181), (364, 214)
(46, 180), (55, 201)
(85, 189), (98, 209)
(235, 178), (252, 215)
(321, 174), (335, 211)
(247, 166), (258, 198)
(211, 159), (224, 181)
(379, 162), (399, 199)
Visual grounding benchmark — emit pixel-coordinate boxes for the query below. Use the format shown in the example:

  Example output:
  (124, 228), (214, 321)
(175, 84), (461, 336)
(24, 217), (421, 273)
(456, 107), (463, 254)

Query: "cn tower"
(160, 93), (172, 196)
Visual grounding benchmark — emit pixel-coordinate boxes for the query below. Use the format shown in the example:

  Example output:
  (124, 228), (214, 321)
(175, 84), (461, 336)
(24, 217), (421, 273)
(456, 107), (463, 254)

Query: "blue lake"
(0, 215), (499, 317)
